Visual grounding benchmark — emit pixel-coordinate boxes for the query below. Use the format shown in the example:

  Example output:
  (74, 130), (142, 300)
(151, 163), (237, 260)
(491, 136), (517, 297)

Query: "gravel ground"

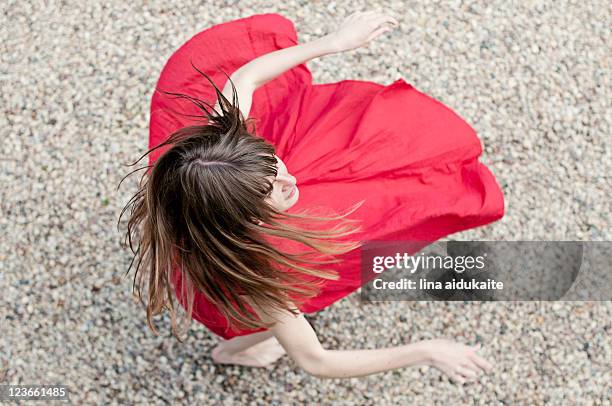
(1, 0), (610, 404)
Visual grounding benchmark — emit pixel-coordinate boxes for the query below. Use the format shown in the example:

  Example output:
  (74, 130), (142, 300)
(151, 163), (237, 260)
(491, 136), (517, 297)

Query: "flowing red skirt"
(148, 13), (505, 339)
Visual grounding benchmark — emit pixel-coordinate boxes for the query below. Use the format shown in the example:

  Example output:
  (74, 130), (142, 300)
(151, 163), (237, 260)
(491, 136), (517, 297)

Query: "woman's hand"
(423, 339), (494, 384)
(327, 10), (399, 53)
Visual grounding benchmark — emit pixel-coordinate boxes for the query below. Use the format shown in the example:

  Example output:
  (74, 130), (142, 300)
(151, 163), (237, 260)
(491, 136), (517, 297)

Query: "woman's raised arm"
(230, 33), (337, 90)
(235, 10), (399, 89)
(211, 33), (334, 119)
(211, 11), (399, 120)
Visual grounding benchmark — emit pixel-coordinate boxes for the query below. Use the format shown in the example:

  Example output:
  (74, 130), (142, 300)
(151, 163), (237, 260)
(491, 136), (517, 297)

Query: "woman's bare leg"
(211, 330), (286, 367)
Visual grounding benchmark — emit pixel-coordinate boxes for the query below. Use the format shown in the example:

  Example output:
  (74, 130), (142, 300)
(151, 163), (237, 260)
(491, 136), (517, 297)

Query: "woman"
(121, 10), (503, 383)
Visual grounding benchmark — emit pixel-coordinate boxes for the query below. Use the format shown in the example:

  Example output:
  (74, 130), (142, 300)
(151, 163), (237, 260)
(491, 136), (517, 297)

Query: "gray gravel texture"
(1, 0), (610, 404)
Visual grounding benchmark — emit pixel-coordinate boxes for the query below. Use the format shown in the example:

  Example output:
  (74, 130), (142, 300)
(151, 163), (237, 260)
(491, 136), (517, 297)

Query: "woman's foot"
(211, 336), (286, 367)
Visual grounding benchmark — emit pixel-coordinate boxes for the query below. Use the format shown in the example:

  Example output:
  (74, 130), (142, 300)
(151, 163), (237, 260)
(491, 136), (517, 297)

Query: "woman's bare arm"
(248, 299), (493, 381)
(268, 307), (430, 378)
(211, 35), (336, 119)
(235, 10), (400, 89)
(211, 11), (399, 119)
(233, 34), (338, 89)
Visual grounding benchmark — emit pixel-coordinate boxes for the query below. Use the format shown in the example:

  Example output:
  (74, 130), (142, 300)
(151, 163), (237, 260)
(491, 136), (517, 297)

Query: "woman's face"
(265, 154), (299, 212)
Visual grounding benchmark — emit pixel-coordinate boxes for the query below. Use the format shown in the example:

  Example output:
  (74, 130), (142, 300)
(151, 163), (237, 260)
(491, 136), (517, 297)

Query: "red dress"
(148, 13), (505, 339)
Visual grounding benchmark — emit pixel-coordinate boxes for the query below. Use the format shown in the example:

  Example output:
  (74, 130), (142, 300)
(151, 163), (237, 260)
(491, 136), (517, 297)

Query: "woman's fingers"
(363, 16), (397, 42)
(365, 26), (392, 43)
(366, 17), (398, 38)
(469, 352), (493, 371)
(352, 10), (398, 24)
(372, 13), (399, 23)
(456, 365), (478, 380)
(370, 15), (399, 28)
(362, 11), (398, 24)
(450, 372), (466, 384)
(462, 360), (483, 373)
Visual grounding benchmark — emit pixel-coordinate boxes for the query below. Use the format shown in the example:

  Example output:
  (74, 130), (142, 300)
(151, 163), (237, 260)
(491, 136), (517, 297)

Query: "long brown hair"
(118, 65), (365, 340)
